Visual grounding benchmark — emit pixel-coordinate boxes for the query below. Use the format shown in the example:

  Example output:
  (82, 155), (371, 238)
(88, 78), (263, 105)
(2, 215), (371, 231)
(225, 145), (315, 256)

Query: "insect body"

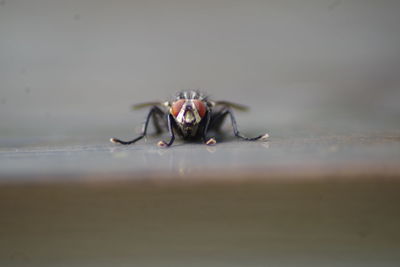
(110, 90), (269, 147)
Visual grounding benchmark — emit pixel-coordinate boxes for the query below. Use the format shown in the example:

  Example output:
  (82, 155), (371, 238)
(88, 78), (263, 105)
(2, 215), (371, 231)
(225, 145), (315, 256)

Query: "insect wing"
(132, 102), (165, 110)
(214, 101), (249, 111)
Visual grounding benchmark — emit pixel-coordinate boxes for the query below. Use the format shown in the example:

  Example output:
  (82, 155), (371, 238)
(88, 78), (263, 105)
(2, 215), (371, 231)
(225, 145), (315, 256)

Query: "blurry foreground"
(1, 176), (400, 267)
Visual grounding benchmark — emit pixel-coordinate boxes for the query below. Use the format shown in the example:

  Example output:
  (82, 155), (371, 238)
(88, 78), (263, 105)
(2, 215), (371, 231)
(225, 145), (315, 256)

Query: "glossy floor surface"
(1, 130), (400, 178)
(1, 131), (400, 266)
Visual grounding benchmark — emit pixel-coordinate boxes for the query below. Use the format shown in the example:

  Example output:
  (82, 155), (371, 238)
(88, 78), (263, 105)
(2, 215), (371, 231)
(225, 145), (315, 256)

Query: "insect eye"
(171, 99), (185, 117)
(193, 100), (206, 118)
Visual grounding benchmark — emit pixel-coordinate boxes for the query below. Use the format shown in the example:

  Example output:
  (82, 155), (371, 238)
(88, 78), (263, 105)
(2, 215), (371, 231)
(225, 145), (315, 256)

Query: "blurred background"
(1, 0), (400, 144)
(1, 2), (400, 267)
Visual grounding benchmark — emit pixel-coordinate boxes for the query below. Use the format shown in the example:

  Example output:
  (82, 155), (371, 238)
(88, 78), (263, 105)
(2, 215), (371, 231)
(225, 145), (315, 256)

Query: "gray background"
(1, 2), (400, 266)
(1, 0), (400, 144)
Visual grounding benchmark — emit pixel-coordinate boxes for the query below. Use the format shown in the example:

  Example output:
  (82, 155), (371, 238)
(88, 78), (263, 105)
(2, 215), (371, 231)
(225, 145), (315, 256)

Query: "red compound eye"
(171, 99), (185, 117)
(193, 100), (206, 118)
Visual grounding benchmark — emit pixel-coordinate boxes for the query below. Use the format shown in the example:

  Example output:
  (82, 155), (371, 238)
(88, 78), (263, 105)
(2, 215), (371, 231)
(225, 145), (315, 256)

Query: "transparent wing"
(132, 102), (166, 110)
(214, 101), (249, 111)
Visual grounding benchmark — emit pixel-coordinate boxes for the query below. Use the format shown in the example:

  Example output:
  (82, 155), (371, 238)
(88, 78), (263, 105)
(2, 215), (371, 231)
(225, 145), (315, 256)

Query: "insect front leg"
(157, 114), (176, 147)
(201, 111), (216, 145)
(221, 108), (269, 141)
(110, 106), (164, 145)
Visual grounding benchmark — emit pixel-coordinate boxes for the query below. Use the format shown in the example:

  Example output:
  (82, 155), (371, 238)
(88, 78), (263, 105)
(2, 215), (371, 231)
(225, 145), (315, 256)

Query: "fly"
(110, 90), (269, 147)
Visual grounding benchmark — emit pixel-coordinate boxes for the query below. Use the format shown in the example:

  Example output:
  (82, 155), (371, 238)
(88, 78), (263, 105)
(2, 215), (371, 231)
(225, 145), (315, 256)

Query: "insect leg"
(224, 108), (268, 141)
(110, 106), (164, 145)
(208, 110), (229, 133)
(201, 111), (216, 145)
(157, 114), (176, 147)
(152, 111), (164, 134)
